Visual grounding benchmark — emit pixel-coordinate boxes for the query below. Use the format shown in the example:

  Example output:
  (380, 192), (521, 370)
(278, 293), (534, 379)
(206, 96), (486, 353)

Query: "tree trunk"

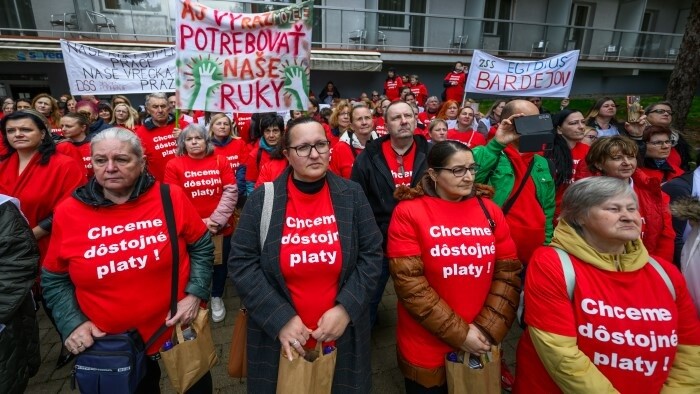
(664, 0), (700, 132)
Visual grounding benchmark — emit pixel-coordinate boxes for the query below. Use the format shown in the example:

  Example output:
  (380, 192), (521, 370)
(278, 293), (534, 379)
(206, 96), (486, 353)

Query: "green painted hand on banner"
(189, 61), (222, 110)
(283, 66), (309, 110)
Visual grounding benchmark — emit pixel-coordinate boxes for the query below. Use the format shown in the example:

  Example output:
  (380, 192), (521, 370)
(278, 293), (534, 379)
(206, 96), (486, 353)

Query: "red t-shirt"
(384, 77), (403, 102)
(515, 247), (700, 393)
(329, 141), (360, 179)
(381, 140), (416, 187)
(163, 154), (235, 228)
(280, 179), (342, 349)
(43, 184), (208, 354)
(446, 129), (487, 148)
(418, 111), (437, 126)
(56, 141), (88, 180)
(554, 142), (590, 221)
(0, 152), (85, 263)
(387, 195), (517, 368)
(71, 141), (94, 178)
(135, 120), (189, 182)
(255, 158), (289, 187)
(409, 84), (428, 107)
(443, 71), (467, 103)
(235, 113), (253, 144)
(374, 118), (387, 137)
(244, 141), (273, 183)
(213, 138), (248, 173)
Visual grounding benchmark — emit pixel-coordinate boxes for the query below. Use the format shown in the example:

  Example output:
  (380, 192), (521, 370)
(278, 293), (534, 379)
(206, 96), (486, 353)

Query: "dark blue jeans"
(211, 235), (232, 298)
(369, 256), (390, 327)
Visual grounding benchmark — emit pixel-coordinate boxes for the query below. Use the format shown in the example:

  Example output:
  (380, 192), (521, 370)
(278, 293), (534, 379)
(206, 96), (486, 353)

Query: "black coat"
(350, 134), (430, 250)
(229, 169), (383, 393)
(0, 198), (40, 394)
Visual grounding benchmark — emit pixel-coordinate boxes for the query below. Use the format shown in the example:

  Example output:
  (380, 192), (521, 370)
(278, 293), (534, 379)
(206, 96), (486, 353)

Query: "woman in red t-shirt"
(60, 113), (94, 177)
(545, 109), (590, 221)
(229, 117), (383, 393)
(329, 105), (378, 179)
(639, 125), (682, 184)
(387, 140), (521, 392)
(445, 106), (486, 148)
(514, 177), (700, 393)
(165, 124), (237, 324)
(427, 119), (448, 143)
(436, 100), (460, 130)
(32, 93), (62, 134)
(209, 113), (248, 200)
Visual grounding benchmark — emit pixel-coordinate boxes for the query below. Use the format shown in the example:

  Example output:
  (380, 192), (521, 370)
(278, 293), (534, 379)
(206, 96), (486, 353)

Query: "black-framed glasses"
(647, 140), (672, 147)
(288, 140), (331, 157)
(648, 109), (673, 116)
(434, 164), (480, 177)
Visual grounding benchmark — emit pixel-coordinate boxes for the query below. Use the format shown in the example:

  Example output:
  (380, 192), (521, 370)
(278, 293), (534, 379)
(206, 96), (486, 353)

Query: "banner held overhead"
(60, 40), (176, 95)
(466, 50), (580, 98)
(176, 0), (313, 113)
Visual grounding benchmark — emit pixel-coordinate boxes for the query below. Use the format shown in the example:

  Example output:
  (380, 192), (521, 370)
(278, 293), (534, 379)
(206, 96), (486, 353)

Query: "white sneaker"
(211, 297), (226, 323)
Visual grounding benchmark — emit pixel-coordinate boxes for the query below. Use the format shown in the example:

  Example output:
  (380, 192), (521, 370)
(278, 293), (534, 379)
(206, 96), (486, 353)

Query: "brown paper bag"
(276, 343), (336, 394)
(445, 346), (500, 394)
(226, 308), (247, 378)
(160, 308), (218, 393)
(212, 234), (223, 265)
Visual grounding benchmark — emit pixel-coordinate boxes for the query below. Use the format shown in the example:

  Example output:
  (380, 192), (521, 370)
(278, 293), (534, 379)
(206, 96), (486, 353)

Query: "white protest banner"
(466, 50), (580, 98)
(60, 40), (176, 95)
(176, 0), (313, 112)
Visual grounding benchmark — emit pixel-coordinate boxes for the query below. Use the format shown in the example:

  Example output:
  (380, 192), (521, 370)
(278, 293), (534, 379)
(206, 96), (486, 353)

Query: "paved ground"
(27, 279), (522, 393)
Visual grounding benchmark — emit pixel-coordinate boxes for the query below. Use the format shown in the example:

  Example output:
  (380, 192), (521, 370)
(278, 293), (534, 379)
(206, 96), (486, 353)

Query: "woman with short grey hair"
(514, 176), (700, 393)
(165, 123), (238, 323)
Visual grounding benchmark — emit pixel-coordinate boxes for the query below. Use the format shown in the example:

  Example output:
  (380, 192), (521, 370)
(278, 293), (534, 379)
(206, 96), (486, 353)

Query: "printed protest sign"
(60, 40), (176, 95)
(466, 50), (579, 98)
(176, 0), (313, 112)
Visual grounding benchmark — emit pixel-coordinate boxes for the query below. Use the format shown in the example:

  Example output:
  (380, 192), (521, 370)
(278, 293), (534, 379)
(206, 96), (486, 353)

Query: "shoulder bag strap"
(144, 183), (180, 350)
(260, 182), (274, 248)
(647, 257), (676, 300)
(501, 158), (536, 215)
(553, 247), (576, 301)
(476, 197), (496, 231)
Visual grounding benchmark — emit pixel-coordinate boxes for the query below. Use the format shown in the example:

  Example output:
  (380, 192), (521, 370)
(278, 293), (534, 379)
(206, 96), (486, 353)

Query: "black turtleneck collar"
(291, 173), (326, 194)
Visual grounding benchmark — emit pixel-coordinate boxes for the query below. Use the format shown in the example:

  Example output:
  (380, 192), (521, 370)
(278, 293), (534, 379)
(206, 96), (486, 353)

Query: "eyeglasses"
(288, 140), (331, 157)
(647, 140), (672, 147)
(434, 164), (481, 177)
(648, 109), (673, 116)
(585, 135), (598, 140)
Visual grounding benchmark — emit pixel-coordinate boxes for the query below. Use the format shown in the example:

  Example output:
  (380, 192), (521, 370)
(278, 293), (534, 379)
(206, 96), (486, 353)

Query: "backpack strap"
(647, 257), (676, 300)
(260, 182), (274, 248)
(554, 247), (576, 301)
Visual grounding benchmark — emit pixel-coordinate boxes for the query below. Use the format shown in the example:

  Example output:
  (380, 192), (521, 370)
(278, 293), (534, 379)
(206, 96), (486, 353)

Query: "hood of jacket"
(143, 113), (175, 130)
(394, 172), (495, 201)
(72, 171), (157, 207)
(339, 130), (379, 150)
(549, 219), (649, 272)
(670, 197), (700, 222)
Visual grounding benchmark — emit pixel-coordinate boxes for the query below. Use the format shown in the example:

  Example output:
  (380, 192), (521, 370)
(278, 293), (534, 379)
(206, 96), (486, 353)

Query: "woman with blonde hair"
(111, 103), (139, 130)
(327, 100), (352, 147)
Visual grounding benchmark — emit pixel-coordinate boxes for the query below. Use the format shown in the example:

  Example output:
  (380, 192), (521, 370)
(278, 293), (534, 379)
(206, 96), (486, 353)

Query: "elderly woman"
(638, 125), (683, 183)
(387, 140), (521, 393)
(514, 176), (700, 393)
(229, 117), (382, 392)
(329, 105), (378, 179)
(41, 128), (214, 392)
(446, 106), (486, 148)
(165, 124), (237, 323)
(582, 136), (675, 262)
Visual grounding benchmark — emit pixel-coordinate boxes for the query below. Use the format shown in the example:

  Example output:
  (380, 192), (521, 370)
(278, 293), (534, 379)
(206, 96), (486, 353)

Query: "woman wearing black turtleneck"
(229, 117), (383, 393)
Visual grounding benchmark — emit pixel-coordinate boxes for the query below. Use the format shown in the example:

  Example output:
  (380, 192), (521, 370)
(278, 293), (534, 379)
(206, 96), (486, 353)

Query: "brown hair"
(585, 135), (638, 174)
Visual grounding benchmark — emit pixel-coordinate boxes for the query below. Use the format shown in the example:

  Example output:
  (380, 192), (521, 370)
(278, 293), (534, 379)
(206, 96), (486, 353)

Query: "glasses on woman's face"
(288, 140), (331, 157)
(647, 140), (672, 147)
(434, 164), (480, 177)
(648, 109), (673, 116)
(585, 135), (597, 141)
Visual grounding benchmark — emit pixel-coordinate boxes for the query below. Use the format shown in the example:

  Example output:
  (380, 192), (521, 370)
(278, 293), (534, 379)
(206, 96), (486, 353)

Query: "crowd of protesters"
(1, 61), (699, 394)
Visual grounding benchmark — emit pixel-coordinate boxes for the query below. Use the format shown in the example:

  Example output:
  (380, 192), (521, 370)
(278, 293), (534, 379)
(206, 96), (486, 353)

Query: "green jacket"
(473, 138), (555, 243)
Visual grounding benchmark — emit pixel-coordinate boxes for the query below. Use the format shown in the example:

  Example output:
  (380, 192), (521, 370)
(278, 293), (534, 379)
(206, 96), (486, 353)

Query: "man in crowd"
(473, 99), (555, 265)
(527, 96), (550, 114)
(134, 92), (186, 181)
(418, 96), (441, 125)
(351, 101), (431, 326)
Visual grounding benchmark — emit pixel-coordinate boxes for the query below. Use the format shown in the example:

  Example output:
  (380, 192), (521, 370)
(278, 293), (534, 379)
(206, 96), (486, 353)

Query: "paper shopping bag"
(276, 343), (336, 394)
(445, 346), (500, 394)
(226, 308), (247, 378)
(212, 234), (223, 265)
(160, 308), (218, 393)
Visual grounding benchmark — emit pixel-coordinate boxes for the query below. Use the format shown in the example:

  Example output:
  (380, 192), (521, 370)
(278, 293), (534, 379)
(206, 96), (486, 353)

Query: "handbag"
(445, 346), (501, 394)
(71, 184), (178, 394)
(226, 182), (275, 378)
(276, 342), (337, 394)
(226, 308), (248, 378)
(158, 185), (218, 393)
(160, 308), (218, 393)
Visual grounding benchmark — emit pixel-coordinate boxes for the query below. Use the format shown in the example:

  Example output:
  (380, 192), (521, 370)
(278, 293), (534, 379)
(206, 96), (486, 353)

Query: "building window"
(483, 0), (511, 35)
(379, 0), (409, 29)
(102, 0), (162, 12)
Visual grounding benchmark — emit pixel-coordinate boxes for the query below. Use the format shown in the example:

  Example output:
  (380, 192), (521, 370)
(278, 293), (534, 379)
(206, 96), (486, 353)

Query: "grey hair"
(560, 176), (638, 233)
(145, 92), (167, 107)
(177, 124), (214, 156)
(91, 127), (144, 162)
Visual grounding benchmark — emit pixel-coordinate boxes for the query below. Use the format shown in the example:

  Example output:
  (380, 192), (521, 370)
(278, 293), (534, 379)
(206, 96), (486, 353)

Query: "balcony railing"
(1, 1), (683, 63)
